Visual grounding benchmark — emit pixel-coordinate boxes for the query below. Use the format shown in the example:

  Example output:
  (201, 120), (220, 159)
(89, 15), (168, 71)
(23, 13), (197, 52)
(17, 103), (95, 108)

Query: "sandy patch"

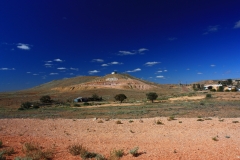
(1, 118), (240, 159)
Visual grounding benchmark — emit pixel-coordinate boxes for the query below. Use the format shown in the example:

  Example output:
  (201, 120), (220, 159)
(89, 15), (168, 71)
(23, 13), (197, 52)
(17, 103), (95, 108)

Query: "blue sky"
(1, 0), (240, 91)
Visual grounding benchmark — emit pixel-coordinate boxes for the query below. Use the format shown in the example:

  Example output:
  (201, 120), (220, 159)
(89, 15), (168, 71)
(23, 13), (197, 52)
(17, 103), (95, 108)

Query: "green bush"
(206, 94), (212, 98)
(114, 94), (127, 103)
(74, 104), (81, 107)
(83, 102), (90, 106)
(40, 95), (52, 104)
(129, 147), (139, 157)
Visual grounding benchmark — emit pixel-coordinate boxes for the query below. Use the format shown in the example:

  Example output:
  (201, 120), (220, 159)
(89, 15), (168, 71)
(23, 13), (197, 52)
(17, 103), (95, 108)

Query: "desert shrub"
(14, 157), (32, 160)
(68, 144), (85, 156)
(0, 140), (2, 148)
(98, 120), (104, 123)
(167, 116), (176, 121)
(225, 89), (230, 92)
(22, 142), (53, 160)
(232, 121), (239, 123)
(83, 102), (90, 106)
(197, 118), (204, 121)
(212, 137), (219, 141)
(4, 147), (15, 156)
(109, 149), (124, 159)
(129, 147), (139, 157)
(206, 94), (211, 98)
(155, 120), (164, 125)
(115, 120), (122, 124)
(0, 151), (6, 160)
(129, 120), (134, 123)
(20, 102), (32, 109)
(40, 95), (52, 104)
(74, 103), (81, 107)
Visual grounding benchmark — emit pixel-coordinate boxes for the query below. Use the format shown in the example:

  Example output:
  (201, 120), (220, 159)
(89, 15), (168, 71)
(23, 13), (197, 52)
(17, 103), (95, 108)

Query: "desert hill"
(0, 74), (191, 106)
(51, 73), (160, 92)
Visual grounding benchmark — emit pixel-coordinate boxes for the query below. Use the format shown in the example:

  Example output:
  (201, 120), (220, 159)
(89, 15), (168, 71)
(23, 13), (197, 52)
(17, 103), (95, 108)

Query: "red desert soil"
(1, 118), (240, 160)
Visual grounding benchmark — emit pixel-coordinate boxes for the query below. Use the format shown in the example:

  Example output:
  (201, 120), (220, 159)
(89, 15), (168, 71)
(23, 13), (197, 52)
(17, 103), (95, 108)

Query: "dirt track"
(1, 118), (240, 160)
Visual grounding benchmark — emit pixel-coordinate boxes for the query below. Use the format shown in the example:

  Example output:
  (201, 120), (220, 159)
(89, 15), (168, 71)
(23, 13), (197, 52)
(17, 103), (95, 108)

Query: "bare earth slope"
(1, 118), (240, 160)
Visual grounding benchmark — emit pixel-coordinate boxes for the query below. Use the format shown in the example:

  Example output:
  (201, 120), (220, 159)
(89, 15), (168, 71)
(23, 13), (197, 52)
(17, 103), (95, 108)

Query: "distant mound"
(50, 74), (159, 92)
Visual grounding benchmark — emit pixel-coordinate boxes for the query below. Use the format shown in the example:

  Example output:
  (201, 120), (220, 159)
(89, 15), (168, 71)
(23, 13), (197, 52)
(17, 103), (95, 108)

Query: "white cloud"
(110, 61), (122, 65)
(210, 64), (216, 67)
(126, 68), (141, 73)
(101, 64), (109, 67)
(168, 37), (177, 41)
(0, 68), (15, 70)
(54, 58), (63, 62)
(70, 67), (79, 71)
(57, 67), (67, 70)
(197, 72), (203, 74)
(156, 75), (164, 78)
(26, 72), (31, 73)
(138, 48), (149, 53)
(233, 20), (240, 29)
(45, 61), (52, 63)
(92, 59), (104, 63)
(17, 43), (31, 50)
(118, 48), (148, 55)
(33, 74), (38, 76)
(157, 70), (162, 73)
(50, 73), (58, 75)
(164, 70), (168, 72)
(186, 68), (190, 70)
(144, 61), (160, 66)
(44, 63), (53, 68)
(118, 50), (136, 55)
(204, 25), (219, 35)
(88, 70), (100, 74)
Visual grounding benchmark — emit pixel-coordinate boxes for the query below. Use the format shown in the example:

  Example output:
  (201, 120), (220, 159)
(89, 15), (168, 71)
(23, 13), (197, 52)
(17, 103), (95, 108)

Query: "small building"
(111, 71), (117, 74)
(204, 84), (222, 90)
(74, 97), (86, 102)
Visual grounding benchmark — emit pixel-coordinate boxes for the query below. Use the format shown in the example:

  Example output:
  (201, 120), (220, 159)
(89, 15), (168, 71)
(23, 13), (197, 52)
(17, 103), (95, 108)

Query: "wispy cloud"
(57, 67), (67, 70)
(203, 25), (219, 35)
(45, 61), (52, 63)
(156, 75), (164, 78)
(197, 72), (203, 74)
(70, 67), (78, 71)
(0, 68), (15, 70)
(33, 74), (38, 76)
(92, 59), (104, 63)
(164, 70), (168, 72)
(54, 58), (63, 62)
(118, 48), (148, 55)
(210, 64), (216, 67)
(138, 48), (149, 53)
(44, 63), (53, 68)
(118, 50), (136, 55)
(234, 20), (240, 29)
(17, 43), (31, 50)
(101, 64), (109, 67)
(50, 73), (58, 75)
(157, 70), (162, 73)
(110, 61), (123, 65)
(168, 37), (177, 41)
(126, 68), (141, 73)
(26, 72), (31, 73)
(88, 70), (100, 74)
(144, 61), (160, 66)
